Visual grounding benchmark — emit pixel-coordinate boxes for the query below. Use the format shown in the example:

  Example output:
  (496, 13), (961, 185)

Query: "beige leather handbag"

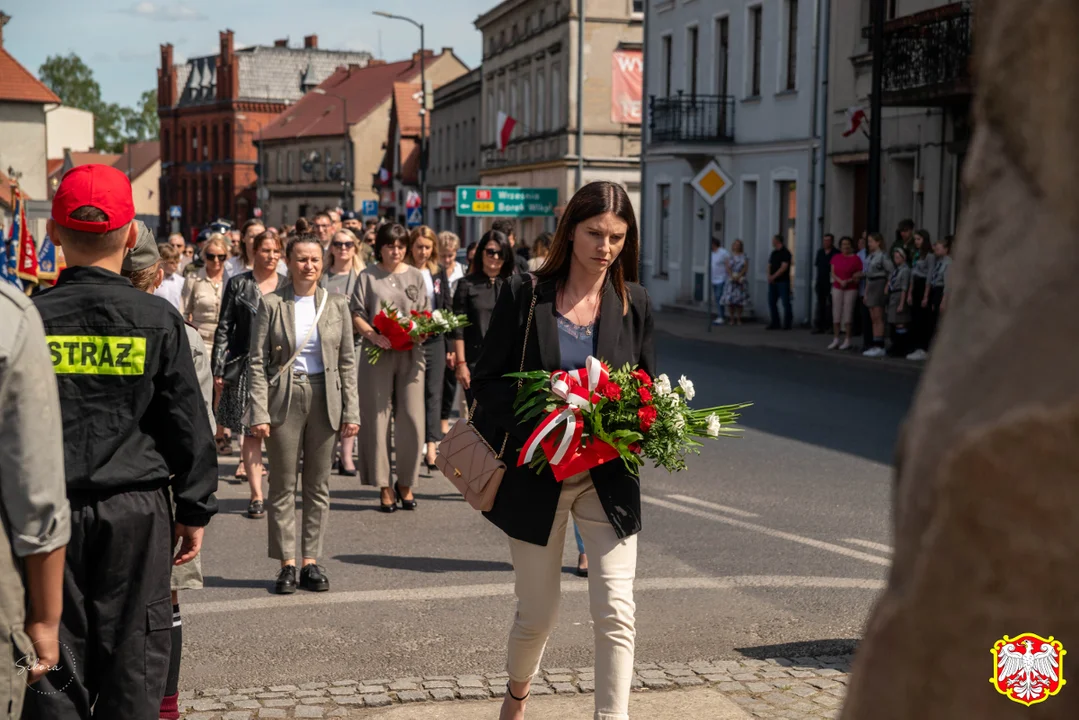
(436, 279), (537, 511)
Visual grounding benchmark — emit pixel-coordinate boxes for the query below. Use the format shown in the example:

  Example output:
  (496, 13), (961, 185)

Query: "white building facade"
(642, 0), (825, 321)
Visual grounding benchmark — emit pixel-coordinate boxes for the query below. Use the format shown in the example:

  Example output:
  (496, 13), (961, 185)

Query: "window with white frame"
(523, 75), (532, 137)
(784, 0), (798, 91)
(535, 70), (545, 133)
(550, 64), (561, 128)
(716, 16), (730, 96)
(748, 5), (763, 97)
(687, 25), (699, 97)
(661, 34), (672, 96)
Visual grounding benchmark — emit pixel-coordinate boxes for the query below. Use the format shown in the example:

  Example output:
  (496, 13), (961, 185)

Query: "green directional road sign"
(455, 186), (558, 217)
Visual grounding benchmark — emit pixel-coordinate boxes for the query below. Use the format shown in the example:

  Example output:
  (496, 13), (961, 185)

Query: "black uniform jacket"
(33, 266), (219, 527)
(212, 270), (288, 379)
(472, 273), (656, 546)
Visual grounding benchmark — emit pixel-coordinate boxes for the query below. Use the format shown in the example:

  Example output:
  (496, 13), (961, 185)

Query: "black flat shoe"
(338, 466), (357, 477)
(426, 462), (439, 473)
(379, 502), (397, 513)
(274, 565), (297, 594)
(395, 482), (417, 510)
(299, 564), (329, 592)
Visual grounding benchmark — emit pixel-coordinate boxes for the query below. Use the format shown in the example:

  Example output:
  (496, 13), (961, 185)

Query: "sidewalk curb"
(180, 655), (852, 719)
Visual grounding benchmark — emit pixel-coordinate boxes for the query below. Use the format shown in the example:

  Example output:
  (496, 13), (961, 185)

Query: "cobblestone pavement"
(180, 654), (852, 719)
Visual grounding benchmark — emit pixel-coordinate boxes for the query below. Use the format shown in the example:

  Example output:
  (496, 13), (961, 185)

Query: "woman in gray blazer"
(249, 234), (360, 595)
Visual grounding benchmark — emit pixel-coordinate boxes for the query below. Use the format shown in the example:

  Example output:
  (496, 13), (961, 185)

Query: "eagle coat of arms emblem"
(991, 633), (1065, 706)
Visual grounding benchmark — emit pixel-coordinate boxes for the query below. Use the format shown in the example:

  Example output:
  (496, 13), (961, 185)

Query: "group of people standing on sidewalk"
(814, 221), (952, 359)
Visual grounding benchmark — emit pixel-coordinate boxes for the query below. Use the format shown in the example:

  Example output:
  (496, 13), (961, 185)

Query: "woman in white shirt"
(406, 226), (453, 470)
(248, 234), (360, 594)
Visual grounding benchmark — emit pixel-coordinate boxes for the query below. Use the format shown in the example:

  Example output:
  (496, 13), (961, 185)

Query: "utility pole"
(575, 0), (585, 191)
(867, 0), (885, 233)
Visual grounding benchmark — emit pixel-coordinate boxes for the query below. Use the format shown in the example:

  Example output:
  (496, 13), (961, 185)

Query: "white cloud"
(124, 2), (207, 22)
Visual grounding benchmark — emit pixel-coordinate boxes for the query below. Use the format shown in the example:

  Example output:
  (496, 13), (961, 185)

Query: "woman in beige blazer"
(249, 234), (360, 595)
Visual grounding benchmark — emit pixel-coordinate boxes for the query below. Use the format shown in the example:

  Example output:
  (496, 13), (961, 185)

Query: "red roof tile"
(257, 53), (445, 142)
(47, 159), (64, 177)
(399, 138), (421, 185)
(68, 151), (123, 169)
(115, 141), (161, 180)
(0, 47), (60, 104)
(392, 83), (424, 136)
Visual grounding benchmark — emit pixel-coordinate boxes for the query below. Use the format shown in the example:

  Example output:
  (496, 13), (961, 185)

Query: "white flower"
(678, 375), (695, 401)
(654, 373), (672, 396)
(673, 415), (686, 431)
(705, 413), (721, 437)
(431, 309), (445, 324)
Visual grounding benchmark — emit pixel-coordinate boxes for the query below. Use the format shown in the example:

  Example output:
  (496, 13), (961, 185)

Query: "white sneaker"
(839, 340), (851, 351)
(862, 347), (885, 358)
(906, 349), (928, 361)
(827, 338), (840, 350)
(712, 318), (725, 326)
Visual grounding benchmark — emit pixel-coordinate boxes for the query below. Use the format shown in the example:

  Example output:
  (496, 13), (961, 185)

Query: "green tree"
(38, 53), (158, 152)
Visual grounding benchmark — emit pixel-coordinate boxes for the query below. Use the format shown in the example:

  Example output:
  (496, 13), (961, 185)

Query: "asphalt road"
(180, 332), (918, 690)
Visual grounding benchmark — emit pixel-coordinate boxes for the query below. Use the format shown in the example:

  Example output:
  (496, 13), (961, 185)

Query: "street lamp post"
(374, 10), (426, 225)
(312, 88), (353, 211)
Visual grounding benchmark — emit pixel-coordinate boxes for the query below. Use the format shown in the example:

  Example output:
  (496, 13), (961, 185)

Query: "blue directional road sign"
(406, 206), (423, 228)
(360, 200), (379, 218)
(169, 205), (183, 219)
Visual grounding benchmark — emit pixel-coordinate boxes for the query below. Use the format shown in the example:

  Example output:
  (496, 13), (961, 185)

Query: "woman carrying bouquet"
(472, 180), (654, 720)
(350, 223), (429, 512)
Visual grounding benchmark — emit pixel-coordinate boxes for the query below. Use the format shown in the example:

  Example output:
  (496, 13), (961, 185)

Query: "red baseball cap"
(52, 164), (136, 233)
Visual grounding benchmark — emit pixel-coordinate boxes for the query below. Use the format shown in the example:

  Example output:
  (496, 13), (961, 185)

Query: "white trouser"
(506, 471), (638, 720)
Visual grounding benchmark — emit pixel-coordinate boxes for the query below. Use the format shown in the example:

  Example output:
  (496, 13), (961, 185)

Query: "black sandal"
(506, 684), (530, 702)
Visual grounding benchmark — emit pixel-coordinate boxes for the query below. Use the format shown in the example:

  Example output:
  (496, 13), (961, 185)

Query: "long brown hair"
(537, 181), (639, 314)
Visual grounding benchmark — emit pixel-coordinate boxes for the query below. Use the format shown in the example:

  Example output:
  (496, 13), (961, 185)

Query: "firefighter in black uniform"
(24, 163), (218, 719)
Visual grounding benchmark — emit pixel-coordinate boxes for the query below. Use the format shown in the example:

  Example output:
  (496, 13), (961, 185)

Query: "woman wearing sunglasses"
(183, 232), (232, 454)
(320, 229), (366, 476)
(451, 229), (515, 405)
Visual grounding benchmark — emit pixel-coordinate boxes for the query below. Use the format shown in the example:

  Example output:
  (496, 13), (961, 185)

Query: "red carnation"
(628, 442), (642, 454)
(631, 369), (652, 387)
(638, 386), (653, 404)
(638, 405), (657, 432)
(598, 380), (622, 402)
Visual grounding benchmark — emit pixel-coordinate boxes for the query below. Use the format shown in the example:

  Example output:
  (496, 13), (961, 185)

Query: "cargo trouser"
(22, 487), (173, 720)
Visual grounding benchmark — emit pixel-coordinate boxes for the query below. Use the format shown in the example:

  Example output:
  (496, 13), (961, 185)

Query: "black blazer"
(472, 274), (656, 547)
(211, 271), (288, 379)
(452, 273), (507, 368)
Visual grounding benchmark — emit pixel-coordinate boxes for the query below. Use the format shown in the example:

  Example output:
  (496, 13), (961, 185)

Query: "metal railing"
(879, 2), (972, 103)
(649, 93), (735, 145)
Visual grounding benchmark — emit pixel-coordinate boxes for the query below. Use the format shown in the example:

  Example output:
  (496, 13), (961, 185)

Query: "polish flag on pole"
(496, 110), (516, 151)
(843, 107), (868, 137)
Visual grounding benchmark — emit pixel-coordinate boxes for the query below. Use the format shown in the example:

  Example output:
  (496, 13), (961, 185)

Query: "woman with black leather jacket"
(213, 231), (288, 518)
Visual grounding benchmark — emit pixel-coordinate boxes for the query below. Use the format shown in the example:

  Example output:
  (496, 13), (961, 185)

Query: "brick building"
(156, 30), (371, 237)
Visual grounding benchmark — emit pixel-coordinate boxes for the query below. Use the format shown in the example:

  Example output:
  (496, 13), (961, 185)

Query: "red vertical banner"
(611, 50), (643, 124)
(13, 191), (39, 283)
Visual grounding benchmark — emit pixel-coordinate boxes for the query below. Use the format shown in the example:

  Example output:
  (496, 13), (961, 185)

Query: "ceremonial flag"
(0, 226), (20, 290)
(37, 234), (60, 282)
(12, 190), (39, 283)
(496, 111), (516, 151)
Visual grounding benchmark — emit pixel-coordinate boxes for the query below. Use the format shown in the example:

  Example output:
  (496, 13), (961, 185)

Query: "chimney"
(158, 43), (177, 107)
(274, 38), (288, 48)
(304, 34), (318, 49)
(218, 30), (237, 101)
(0, 11), (10, 48)
(411, 49), (434, 64)
(367, 59), (386, 67)
(219, 29), (234, 58)
(440, 47), (452, 56)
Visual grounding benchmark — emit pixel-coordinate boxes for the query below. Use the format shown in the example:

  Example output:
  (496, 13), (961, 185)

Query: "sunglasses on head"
(484, 248), (503, 258)
(332, 241), (355, 249)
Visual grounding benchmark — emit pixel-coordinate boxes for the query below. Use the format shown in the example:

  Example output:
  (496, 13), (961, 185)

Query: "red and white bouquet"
(509, 356), (748, 481)
(366, 301), (470, 365)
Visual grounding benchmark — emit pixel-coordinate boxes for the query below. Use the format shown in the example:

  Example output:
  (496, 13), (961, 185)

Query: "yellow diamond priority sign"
(691, 160), (733, 206)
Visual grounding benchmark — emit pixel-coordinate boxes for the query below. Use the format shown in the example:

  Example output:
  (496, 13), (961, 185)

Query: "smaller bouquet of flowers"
(366, 301), (470, 364)
(509, 356), (748, 481)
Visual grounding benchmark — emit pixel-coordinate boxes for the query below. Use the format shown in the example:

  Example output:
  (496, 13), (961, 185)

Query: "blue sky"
(5, 0), (491, 108)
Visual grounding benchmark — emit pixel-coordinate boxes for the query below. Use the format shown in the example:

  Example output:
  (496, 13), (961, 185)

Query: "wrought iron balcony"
(879, 2), (973, 107)
(649, 93), (735, 145)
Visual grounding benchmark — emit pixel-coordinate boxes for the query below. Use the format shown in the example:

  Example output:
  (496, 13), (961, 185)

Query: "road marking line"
(842, 538), (893, 554)
(182, 575), (885, 616)
(641, 496), (891, 567)
(666, 494), (759, 518)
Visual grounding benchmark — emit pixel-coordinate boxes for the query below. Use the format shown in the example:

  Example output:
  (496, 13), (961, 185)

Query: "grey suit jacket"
(248, 286), (360, 430)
